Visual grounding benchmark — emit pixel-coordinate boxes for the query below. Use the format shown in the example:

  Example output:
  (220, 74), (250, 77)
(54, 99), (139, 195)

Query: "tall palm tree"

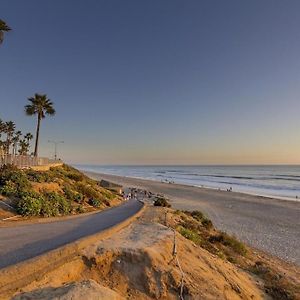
(4, 121), (15, 154)
(25, 94), (55, 157)
(0, 119), (5, 156)
(0, 19), (11, 44)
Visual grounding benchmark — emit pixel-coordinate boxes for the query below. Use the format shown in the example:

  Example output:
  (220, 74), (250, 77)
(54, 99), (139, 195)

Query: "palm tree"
(24, 132), (33, 144)
(25, 94), (55, 156)
(0, 119), (5, 156)
(4, 121), (15, 154)
(18, 139), (29, 155)
(0, 19), (11, 44)
(0, 119), (5, 139)
(24, 132), (33, 154)
(12, 130), (22, 155)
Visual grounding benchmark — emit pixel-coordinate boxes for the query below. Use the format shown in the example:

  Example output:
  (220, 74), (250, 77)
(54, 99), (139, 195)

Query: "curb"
(0, 201), (145, 299)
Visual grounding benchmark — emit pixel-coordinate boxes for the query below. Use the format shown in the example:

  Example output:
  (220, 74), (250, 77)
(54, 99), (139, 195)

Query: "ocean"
(75, 165), (300, 201)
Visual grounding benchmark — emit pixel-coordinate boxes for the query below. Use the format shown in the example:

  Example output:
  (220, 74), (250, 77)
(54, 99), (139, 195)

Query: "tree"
(18, 139), (29, 155)
(24, 132), (33, 143)
(0, 119), (5, 139)
(25, 94), (55, 156)
(0, 119), (5, 156)
(4, 121), (15, 154)
(12, 130), (22, 155)
(0, 19), (11, 44)
(24, 133), (33, 151)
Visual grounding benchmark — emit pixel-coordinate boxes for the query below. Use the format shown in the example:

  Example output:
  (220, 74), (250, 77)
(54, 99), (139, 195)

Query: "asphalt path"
(0, 199), (143, 269)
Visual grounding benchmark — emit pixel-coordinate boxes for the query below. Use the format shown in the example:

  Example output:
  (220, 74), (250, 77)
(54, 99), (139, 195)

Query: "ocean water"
(75, 165), (300, 201)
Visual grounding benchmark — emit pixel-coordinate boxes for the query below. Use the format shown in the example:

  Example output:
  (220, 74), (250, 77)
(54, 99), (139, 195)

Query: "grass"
(209, 232), (247, 256)
(178, 226), (202, 245)
(249, 261), (296, 300)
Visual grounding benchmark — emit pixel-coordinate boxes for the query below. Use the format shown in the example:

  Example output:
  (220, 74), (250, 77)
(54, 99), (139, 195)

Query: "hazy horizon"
(2, 1), (300, 165)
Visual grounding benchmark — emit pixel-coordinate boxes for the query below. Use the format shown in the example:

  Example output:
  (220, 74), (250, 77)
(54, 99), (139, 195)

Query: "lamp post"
(48, 140), (64, 161)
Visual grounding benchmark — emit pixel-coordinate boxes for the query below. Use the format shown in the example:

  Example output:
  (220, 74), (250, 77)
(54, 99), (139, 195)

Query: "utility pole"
(48, 140), (64, 160)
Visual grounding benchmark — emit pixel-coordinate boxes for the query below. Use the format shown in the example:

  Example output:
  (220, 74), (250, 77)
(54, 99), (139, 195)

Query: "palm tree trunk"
(34, 115), (41, 157)
(6, 134), (9, 155)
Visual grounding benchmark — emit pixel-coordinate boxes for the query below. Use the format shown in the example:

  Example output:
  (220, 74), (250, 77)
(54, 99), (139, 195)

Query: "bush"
(41, 192), (71, 217)
(186, 210), (213, 229)
(88, 198), (101, 207)
(17, 194), (43, 216)
(202, 217), (213, 229)
(66, 172), (84, 182)
(76, 205), (85, 214)
(76, 182), (99, 199)
(190, 210), (204, 221)
(0, 165), (31, 195)
(153, 196), (171, 207)
(178, 226), (201, 245)
(25, 170), (54, 183)
(0, 180), (18, 196)
(209, 232), (247, 256)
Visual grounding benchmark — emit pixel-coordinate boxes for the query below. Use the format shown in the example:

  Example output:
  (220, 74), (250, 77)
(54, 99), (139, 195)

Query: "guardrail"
(0, 155), (61, 169)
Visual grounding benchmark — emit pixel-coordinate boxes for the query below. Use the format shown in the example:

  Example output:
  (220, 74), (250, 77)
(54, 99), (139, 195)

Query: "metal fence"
(0, 154), (61, 169)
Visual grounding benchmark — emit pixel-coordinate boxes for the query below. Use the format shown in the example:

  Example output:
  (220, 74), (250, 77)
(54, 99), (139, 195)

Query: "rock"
(13, 280), (123, 300)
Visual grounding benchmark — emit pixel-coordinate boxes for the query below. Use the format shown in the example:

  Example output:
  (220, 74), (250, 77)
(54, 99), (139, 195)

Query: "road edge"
(0, 200), (145, 298)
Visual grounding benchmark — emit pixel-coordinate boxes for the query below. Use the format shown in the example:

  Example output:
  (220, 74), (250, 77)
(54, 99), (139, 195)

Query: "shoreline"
(81, 170), (299, 205)
(75, 167), (300, 202)
(83, 170), (300, 266)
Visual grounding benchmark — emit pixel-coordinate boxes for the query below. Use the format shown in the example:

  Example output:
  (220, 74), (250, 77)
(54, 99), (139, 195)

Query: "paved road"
(0, 199), (143, 269)
(85, 172), (300, 266)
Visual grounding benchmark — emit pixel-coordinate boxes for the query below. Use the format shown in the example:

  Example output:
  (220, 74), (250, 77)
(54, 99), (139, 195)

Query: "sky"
(1, 0), (300, 165)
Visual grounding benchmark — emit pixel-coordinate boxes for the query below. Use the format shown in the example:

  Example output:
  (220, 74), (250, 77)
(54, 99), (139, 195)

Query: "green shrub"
(74, 193), (83, 203)
(76, 205), (85, 214)
(101, 189), (115, 200)
(25, 170), (54, 183)
(41, 192), (71, 217)
(153, 196), (171, 207)
(202, 217), (213, 229)
(88, 198), (101, 207)
(66, 172), (84, 182)
(190, 210), (204, 221)
(178, 226), (201, 245)
(186, 210), (213, 229)
(76, 182), (99, 199)
(209, 232), (247, 256)
(0, 180), (18, 196)
(17, 194), (43, 216)
(0, 165), (31, 194)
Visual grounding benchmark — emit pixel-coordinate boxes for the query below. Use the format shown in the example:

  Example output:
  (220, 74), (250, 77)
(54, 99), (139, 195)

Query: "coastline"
(83, 170), (300, 266)
(74, 165), (300, 202)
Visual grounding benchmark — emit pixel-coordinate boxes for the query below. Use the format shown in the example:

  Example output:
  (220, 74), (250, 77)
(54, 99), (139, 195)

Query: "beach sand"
(84, 171), (300, 266)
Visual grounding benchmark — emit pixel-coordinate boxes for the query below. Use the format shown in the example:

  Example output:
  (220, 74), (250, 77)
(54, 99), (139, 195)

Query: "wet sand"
(84, 171), (300, 265)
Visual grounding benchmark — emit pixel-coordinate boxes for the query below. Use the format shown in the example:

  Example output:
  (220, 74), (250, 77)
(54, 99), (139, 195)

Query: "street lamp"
(48, 140), (64, 160)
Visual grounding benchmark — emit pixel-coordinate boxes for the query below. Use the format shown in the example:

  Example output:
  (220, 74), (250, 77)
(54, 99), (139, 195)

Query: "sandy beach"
(84, 171), (300, 266)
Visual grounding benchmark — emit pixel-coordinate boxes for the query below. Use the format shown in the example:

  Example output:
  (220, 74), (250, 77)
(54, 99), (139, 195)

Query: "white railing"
(0, 154), (61, 168)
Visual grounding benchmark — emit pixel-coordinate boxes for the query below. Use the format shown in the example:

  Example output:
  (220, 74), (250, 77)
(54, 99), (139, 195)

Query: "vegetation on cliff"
(0, 164), (121, 217)
(166, 209), (298, 300)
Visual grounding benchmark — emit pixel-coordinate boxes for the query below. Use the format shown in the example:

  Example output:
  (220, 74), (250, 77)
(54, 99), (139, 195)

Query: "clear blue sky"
(1, 0), (300, 164)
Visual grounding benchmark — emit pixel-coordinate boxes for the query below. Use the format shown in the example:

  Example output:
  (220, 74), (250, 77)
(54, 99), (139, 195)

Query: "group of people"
(122, 188), (153, 201)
